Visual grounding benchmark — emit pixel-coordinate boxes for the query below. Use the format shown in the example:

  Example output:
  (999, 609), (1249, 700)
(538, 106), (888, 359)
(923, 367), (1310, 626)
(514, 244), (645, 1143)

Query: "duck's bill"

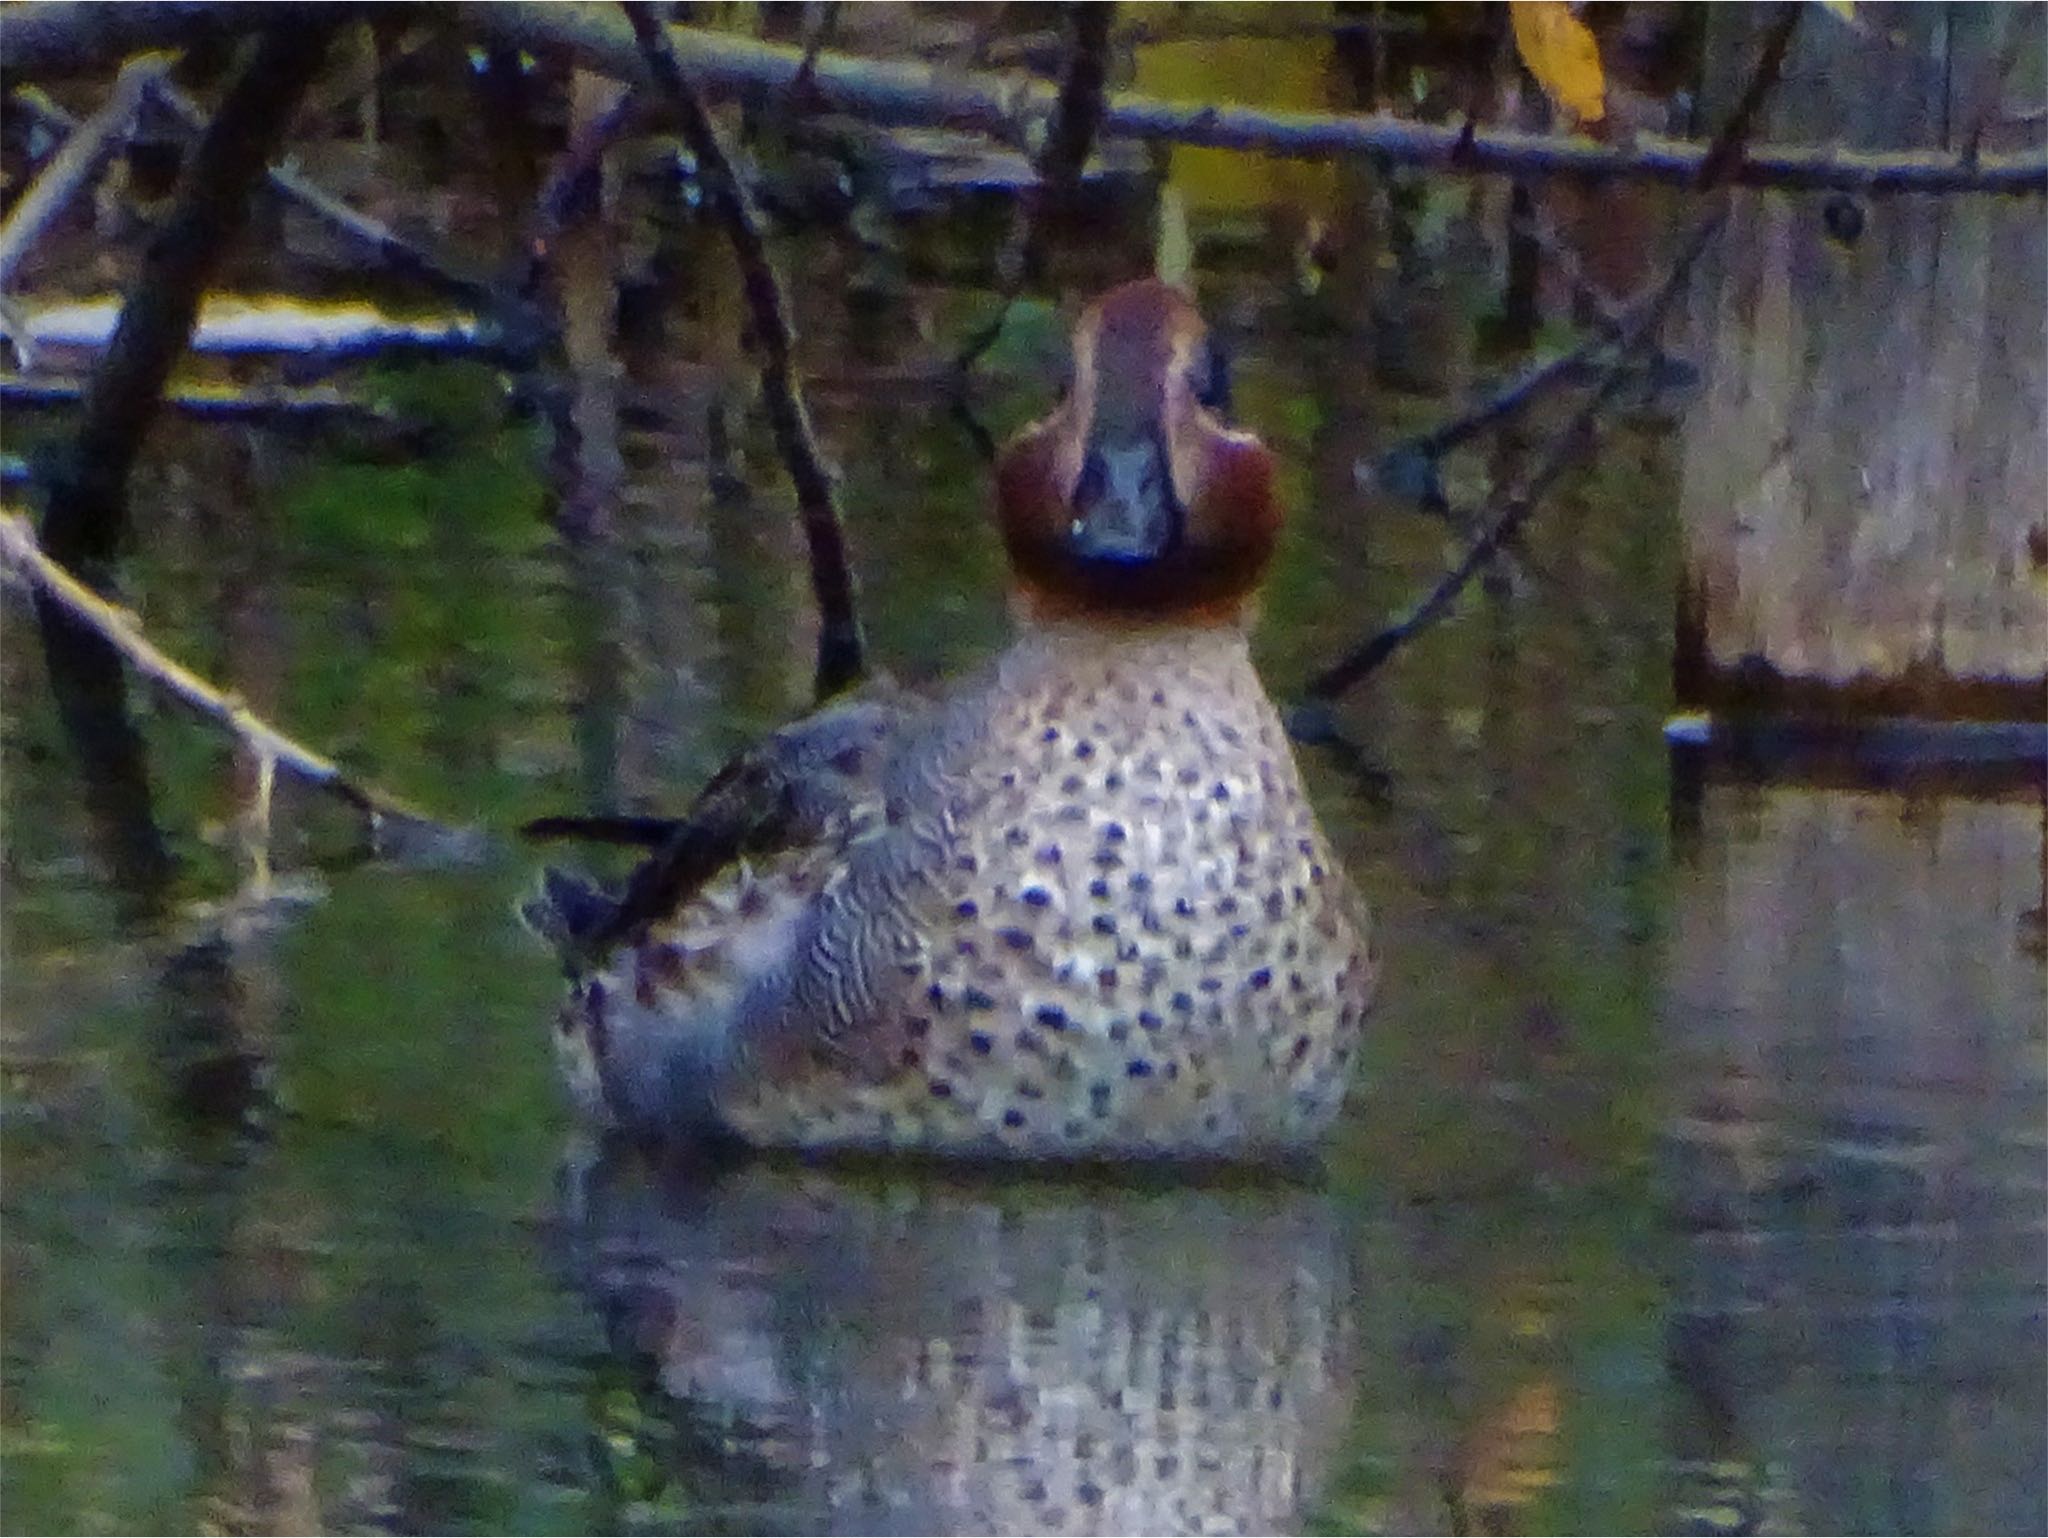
(1068, 432), (1181, 564)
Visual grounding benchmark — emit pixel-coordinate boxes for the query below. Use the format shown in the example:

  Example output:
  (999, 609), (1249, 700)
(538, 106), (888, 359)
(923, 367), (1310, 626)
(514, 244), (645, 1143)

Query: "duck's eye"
(1194, 340), (1232, 415)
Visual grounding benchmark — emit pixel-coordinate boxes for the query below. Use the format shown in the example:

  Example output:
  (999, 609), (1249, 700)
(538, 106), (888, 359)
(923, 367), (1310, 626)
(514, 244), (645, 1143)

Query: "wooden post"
(1675, 4), (2047, 723)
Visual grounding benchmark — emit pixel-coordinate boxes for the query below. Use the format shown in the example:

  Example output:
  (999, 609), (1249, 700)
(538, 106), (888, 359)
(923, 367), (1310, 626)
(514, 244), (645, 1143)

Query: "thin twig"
(1386, 337), (1602, 467)
(1360, 215), (1683, 485)
(1311, 212), (1728, 701)
(0, 55), (174, 293)
(788, 1), (840, 105)
(621, 0), (865, 702)
(1, 511), (440, 831)
(1307, 3), (1803, 702)
(956, 1), (1115, 373)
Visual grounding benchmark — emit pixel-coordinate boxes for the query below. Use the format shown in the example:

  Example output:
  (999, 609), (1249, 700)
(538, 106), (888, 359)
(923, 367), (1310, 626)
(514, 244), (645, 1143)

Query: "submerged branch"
(622, 0), (865, 702)
(1, 512), (446, 836)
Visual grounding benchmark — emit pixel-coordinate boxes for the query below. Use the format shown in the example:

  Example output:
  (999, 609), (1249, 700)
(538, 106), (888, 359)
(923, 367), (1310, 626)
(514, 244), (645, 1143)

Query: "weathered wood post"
(1675, 3), (2046, 727)
(1664, 28), (2046, 1497)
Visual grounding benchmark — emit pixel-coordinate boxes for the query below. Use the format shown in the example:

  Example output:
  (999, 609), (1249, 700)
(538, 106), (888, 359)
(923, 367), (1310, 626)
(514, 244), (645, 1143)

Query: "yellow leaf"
(1820, 0), (1855, 17)
(1509, 1), (1607, 125)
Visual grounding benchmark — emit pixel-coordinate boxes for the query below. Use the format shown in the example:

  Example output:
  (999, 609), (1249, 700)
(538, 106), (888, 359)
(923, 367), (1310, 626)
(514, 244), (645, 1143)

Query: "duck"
(525, 278), (1377, 1161)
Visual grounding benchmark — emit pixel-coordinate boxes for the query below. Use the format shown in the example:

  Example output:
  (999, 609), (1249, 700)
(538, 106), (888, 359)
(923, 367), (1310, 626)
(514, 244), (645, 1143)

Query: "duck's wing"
(522, 683), (917, 967)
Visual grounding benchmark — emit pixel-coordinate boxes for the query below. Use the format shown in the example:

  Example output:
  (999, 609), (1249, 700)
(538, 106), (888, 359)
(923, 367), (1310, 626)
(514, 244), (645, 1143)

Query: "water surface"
(3, 280), (2041, 1534)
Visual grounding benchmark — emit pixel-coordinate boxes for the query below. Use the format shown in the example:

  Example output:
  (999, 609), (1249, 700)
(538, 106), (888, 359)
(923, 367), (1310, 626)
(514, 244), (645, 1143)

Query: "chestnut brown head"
(995, 281), (1279, 623)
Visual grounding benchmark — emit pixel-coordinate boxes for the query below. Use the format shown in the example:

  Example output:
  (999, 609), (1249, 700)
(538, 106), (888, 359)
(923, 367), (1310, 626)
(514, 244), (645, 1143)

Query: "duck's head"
(996, 280), (1279, 625)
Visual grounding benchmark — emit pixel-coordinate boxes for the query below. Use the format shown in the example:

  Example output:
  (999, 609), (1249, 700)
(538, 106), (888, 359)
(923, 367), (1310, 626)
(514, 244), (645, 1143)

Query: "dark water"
(2, 279), (2042, 1534)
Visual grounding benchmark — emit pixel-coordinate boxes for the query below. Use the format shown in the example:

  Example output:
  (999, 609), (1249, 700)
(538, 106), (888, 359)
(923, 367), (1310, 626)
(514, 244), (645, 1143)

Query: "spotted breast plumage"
(525, 279), (1377, 1160)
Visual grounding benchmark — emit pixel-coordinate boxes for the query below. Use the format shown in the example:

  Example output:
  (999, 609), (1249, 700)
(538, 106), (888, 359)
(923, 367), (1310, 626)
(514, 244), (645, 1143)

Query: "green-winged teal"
(527, 280), (1377, 1159)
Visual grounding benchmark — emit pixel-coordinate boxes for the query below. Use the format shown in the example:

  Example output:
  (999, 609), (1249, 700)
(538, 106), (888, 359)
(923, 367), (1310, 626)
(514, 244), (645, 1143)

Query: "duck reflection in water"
(556, 1147), (1361, 1536)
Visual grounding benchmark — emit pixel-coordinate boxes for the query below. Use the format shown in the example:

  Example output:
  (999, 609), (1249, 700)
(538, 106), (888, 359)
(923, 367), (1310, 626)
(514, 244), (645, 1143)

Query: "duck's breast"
(723, 629), (1376, 1158)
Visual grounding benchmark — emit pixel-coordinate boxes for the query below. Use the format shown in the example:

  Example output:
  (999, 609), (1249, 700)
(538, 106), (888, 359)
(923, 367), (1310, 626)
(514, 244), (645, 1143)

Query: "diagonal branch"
(1305, 3), (1804, 703)
(38, 22), (334, 573)
(621, 0), (865, 702)
(12, 73), (539, 357)
(0, 54), (174, 293)
(2, 511), (448, 836)
(146, 75), (528, 337)
(1309, 210), (1728, 703)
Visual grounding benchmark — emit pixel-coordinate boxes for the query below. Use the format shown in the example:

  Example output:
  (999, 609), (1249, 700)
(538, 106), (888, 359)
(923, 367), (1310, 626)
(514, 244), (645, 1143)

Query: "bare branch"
(1307, 210), (1728, 703)
(1, 511), (448, 836)
(38, 23), (333, 573)
(1306, 4), (1804, 703)
(465, 4), (2048, 198)
(9, 5), (2041, 194)
(0, 57), (176, 294)
(621, 0), (865, 702)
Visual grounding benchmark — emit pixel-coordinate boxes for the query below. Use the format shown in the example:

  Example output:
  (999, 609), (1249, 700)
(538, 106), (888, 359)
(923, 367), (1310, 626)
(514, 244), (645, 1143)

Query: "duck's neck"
(1007, 585), (1259, 638)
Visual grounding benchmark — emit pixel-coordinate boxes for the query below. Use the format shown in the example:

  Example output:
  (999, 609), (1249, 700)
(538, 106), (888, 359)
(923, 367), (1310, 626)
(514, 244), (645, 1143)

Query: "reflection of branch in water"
(35, 570), (178, 925)
(624, 1), (867, 704)
(2, 512), (461, 845)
